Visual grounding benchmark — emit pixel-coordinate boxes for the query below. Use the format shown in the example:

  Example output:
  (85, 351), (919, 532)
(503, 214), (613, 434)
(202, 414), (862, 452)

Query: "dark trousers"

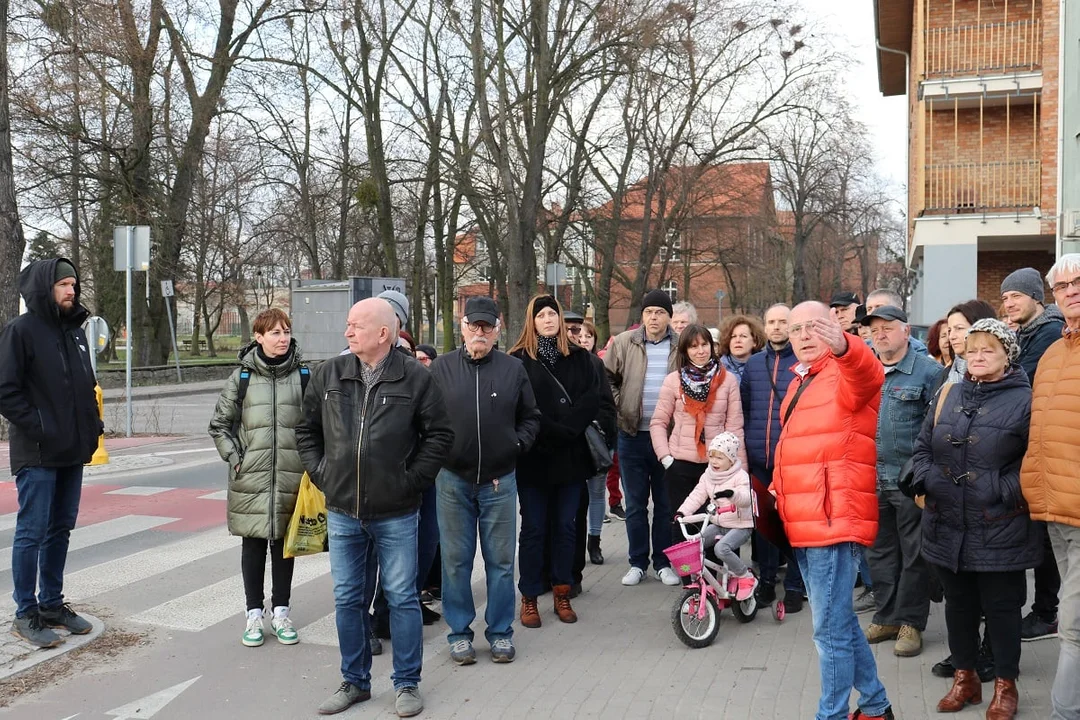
(751, 465), (804, 593)
(865, 489), (930, 630)
(573, 484), (588, 584)
(665, 459), (707, 546)
(936, 566), (1025, 680)
(241, 537), (295, 611)
(1032, 522), (1061, 620)
(519, 482), (579, 597)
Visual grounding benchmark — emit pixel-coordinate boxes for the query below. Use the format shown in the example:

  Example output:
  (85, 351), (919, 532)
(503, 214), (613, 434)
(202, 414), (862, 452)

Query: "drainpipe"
(1055, 0), (1066, 257)
(876, 37), (912, 299)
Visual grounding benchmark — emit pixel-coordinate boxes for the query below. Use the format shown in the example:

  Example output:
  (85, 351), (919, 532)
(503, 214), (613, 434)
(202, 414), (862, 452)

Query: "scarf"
(537, 334), (561, 367)
(680, 358), (725, 460)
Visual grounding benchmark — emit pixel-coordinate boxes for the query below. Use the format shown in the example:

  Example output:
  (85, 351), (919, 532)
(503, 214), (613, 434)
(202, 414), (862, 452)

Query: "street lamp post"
(715, 289), (726, 328)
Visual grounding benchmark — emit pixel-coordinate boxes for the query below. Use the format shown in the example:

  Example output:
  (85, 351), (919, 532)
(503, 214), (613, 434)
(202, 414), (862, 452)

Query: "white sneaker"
(657, 567), (681, 586)
(270, 606), (299, 645)
(621, 567), (646, 586)
(242, 608), (264, 647)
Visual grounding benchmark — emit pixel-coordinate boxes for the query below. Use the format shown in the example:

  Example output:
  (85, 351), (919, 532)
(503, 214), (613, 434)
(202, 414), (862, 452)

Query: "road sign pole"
(125, 225), (133, 438)
(164, 295), (182, 382)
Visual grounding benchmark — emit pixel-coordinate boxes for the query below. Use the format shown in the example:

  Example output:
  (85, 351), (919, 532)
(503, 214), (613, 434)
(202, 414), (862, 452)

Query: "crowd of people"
(3, 253), (1079, 720)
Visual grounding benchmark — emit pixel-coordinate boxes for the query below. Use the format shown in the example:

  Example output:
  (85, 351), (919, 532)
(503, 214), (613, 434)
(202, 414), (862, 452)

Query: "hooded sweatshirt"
(0, 258), (101, 474)
(676, 459), (754, 529)
(1016, 304), (1064, 382)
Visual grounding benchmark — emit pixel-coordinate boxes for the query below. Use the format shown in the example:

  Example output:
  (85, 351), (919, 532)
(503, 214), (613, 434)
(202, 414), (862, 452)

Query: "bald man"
(297, 298), (454, 717)
(773, 301), (893, 720)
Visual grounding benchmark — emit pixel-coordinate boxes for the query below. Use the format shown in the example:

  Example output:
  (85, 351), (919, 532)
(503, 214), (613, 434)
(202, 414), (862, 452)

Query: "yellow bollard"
(89, 384), (110, 466)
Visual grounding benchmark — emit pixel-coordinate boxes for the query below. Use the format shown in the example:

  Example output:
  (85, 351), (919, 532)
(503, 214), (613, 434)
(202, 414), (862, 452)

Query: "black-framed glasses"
(1051, 276), (1080, 294)
(465, 321), (496, 334)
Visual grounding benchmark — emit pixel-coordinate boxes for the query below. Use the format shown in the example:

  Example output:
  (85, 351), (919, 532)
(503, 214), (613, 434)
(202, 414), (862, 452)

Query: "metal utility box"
(290, 276), (406, 360)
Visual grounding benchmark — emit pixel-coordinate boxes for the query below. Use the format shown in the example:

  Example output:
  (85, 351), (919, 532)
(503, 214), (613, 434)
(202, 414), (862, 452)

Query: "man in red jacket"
(774, 301), (892, 720)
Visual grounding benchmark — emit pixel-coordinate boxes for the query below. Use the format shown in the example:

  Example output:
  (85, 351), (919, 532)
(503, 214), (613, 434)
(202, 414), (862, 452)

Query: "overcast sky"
(798, 0), (908, 200)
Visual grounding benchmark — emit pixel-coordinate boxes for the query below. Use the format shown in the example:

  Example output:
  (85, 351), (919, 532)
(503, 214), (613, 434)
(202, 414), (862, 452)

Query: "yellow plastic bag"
(283, 473), (328, 558)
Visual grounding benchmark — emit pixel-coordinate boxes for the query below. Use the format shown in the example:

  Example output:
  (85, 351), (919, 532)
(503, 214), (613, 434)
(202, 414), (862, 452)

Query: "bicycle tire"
(671, 588), (720, 648)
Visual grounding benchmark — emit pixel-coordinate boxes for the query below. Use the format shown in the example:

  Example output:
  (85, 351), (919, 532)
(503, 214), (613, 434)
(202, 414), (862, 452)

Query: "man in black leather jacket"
(297, 297), (453, 718)
(428, 296), (540, 666)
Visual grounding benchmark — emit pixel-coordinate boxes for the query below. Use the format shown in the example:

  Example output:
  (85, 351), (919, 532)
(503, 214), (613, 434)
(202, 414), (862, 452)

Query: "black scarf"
(536, 334), (561, 367)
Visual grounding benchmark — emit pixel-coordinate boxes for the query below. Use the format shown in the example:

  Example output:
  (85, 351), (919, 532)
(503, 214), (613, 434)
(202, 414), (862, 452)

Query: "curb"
(0, 614), (105, 681)
(102, 387), (222, 405)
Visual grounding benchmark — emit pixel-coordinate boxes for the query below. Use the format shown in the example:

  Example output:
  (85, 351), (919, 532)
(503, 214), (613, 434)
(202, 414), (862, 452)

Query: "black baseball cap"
(830, 291), (860, 308)
(860, 305), (908, 325)
(464, 296), (499, 326)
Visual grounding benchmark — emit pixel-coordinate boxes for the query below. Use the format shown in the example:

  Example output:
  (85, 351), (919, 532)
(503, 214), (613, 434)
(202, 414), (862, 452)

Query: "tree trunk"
(0, 0), (26, 328)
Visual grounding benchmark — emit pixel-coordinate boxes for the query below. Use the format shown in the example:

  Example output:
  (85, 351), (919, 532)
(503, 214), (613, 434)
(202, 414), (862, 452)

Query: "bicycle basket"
(663, 539), (702, 577)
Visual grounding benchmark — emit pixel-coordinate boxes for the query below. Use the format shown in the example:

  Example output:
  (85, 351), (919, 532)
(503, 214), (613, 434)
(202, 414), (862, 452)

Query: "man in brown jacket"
(1020, 253), (1080, 720)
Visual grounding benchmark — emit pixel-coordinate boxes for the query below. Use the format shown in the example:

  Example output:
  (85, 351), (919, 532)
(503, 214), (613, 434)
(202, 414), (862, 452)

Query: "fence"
(924, 19), (1042, 78)
(924, 159), (1041, 212)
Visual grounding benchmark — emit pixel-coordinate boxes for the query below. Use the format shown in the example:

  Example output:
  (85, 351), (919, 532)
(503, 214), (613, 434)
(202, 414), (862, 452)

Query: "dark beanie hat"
(54, 259), (76, 284)
(531, 295), (561, 318)
(641, 289), (673, 317)
(415, 344), (438, 360)
(1000, 267), (1045, 304)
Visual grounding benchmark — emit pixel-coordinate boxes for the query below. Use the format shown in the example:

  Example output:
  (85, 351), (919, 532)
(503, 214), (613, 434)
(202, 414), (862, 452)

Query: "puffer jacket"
(1021, 329), (1080, 528)
(650, 368), (746, 465)
(1015, 304), (1064, 382)
(773, 338), (884, 548)
(676, 461), (754, 529)
(740, 343), (797, 480)
(603, 326), (677, 435)
(914, 368), (1042, 572)
(208, 341), (307, 540)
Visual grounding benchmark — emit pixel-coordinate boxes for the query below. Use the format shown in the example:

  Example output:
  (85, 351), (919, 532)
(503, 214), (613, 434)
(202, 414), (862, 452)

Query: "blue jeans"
(617, 431), (671, 571)
(369, 486), (440, 623)
(795, 543), (891, 720)
(12, 465), (83, 617)
(519, 482), (578, 596)
(327, 510), (422, 691)
(436, 469), (517, 644)
(586, 473), (606, 536)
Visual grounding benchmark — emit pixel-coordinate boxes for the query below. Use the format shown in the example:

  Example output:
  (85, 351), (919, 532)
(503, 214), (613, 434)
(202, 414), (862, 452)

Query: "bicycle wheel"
(731, 593), (758, 623)
(671, 588), (720, 648)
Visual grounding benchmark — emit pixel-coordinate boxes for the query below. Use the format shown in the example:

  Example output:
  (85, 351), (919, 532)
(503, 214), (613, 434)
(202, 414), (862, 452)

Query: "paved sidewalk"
(101, 379), (226, 403)
(0, 614), (104, 681)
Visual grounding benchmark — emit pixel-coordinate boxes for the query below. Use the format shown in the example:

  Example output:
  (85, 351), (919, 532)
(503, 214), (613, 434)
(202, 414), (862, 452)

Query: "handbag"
(539, 361), (613, 474)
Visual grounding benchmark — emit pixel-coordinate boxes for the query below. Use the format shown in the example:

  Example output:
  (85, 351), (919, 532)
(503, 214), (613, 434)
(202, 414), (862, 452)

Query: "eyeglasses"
(788, 323), (812, 337)
(1051, 276), (1080, 295)
(465, 321), (496, 334)
(567, 326), (581, 335)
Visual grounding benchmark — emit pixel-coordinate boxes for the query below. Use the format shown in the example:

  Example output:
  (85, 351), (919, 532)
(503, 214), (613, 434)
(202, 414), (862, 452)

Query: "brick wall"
(975, 249), (1057, 310)
(1039, 0), (1059, 235)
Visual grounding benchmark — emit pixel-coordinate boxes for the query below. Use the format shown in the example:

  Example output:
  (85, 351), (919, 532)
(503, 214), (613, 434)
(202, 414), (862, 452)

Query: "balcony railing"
(924, 159), (1041, 213)
(924, 19), (1042, 79)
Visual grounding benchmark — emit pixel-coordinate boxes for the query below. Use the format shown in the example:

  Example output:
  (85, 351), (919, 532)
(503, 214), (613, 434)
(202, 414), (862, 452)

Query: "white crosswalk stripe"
(0, 514), (177, 570)
(103, 486), (174, 496)
(0, 511), (17, 532)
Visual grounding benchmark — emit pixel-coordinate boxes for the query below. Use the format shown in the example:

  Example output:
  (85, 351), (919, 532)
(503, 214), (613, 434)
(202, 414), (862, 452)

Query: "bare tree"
(0, 0), (26, 327)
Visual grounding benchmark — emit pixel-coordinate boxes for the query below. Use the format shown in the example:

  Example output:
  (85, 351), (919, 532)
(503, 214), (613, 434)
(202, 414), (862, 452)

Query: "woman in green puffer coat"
(208, 308), (308, 648)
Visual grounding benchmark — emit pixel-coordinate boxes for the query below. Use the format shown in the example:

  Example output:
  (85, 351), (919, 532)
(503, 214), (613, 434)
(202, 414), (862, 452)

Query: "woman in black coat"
(510, 295), (601, 628)
(911, 319), (1041, 720)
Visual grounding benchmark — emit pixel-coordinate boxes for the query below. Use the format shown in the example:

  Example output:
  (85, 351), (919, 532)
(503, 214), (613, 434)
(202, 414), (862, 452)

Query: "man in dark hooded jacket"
(0, 258), (102, 648)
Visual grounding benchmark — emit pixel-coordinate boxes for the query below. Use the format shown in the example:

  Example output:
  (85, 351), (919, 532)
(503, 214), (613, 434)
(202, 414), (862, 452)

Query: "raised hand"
(809, 316), (849, 356)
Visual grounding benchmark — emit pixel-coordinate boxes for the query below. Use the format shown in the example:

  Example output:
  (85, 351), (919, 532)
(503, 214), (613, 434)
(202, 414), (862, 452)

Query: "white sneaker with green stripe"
(271, 606), (299, 645)
(243, 608), (264, 647)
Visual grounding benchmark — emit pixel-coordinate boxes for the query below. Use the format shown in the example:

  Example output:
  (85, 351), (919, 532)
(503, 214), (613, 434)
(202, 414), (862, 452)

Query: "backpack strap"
(299, 365), (310, 396)
(232, 368), (252, 437)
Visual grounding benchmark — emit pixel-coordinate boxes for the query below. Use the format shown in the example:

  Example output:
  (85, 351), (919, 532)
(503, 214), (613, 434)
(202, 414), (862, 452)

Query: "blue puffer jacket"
(740, 342), (797, 482)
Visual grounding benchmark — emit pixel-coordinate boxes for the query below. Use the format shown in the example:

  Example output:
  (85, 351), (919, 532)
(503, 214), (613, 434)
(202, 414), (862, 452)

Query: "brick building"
(872, 0), (1060, 324)
(596, 162), (784, 331)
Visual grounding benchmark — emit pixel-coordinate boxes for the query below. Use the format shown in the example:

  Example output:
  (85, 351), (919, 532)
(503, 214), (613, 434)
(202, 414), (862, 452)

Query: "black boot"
(587, 535), (604, 565)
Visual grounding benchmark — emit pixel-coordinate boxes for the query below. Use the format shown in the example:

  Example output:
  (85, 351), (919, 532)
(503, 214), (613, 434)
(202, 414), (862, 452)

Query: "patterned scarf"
(680, 359), (725, 460)
(537, 334), (561, 367)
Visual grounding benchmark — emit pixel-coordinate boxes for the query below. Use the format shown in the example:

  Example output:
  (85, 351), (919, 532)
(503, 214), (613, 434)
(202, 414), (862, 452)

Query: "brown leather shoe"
(552, 584), (578, 623)
(936, 669), (983, 712)
(520, 596), (541, 628)
(985, 678), (1018, 720)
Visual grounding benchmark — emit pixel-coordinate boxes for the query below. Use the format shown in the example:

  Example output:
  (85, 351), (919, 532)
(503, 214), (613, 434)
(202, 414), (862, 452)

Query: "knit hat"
(967, 318), (1020, 364)
(531, 295), (561, 318)
(641, 289), (673, 317)
(54, 259), (76, 284)
(1000, 267), (1045, 304)
(377, 289), (410, 328)
(415, 343), (437, 360)
(708, 432), (740, 464)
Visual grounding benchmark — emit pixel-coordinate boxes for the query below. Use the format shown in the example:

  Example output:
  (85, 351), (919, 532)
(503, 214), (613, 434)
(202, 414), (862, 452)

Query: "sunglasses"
(567, 326), (581, 335)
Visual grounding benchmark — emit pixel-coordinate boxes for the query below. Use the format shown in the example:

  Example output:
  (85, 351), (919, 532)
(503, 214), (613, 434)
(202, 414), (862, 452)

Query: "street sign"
(84, 316), (110, 354)
(113, 226), (150, 271)
(545, 262), (567, 287)
(161, 279), (174, 297)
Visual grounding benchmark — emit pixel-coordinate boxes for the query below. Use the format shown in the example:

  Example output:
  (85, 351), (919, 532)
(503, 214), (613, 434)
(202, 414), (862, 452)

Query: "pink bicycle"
(664, 499), (784, 648)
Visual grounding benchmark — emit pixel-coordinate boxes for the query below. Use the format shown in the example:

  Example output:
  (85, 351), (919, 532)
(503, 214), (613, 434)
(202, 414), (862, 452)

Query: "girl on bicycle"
(674, 432), (756, 601)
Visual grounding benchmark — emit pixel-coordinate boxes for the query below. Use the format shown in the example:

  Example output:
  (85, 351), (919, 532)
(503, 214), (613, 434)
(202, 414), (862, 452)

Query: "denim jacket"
(875, 346), (942, 490)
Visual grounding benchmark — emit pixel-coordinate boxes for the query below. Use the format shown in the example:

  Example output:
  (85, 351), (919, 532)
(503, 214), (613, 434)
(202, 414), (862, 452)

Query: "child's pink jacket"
(677, 460), (754, 529)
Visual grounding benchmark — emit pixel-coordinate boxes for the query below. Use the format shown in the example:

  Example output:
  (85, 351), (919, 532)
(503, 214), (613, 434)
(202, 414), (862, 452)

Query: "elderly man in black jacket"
(0, 258), (101, 649)
(429, 296), (540, 666)
(297, 297), (454, 718)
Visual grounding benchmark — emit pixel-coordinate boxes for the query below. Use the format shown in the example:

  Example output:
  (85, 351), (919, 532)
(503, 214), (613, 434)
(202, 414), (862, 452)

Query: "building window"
(662, 281), (678, 302)
(660, 231), (682, 262)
